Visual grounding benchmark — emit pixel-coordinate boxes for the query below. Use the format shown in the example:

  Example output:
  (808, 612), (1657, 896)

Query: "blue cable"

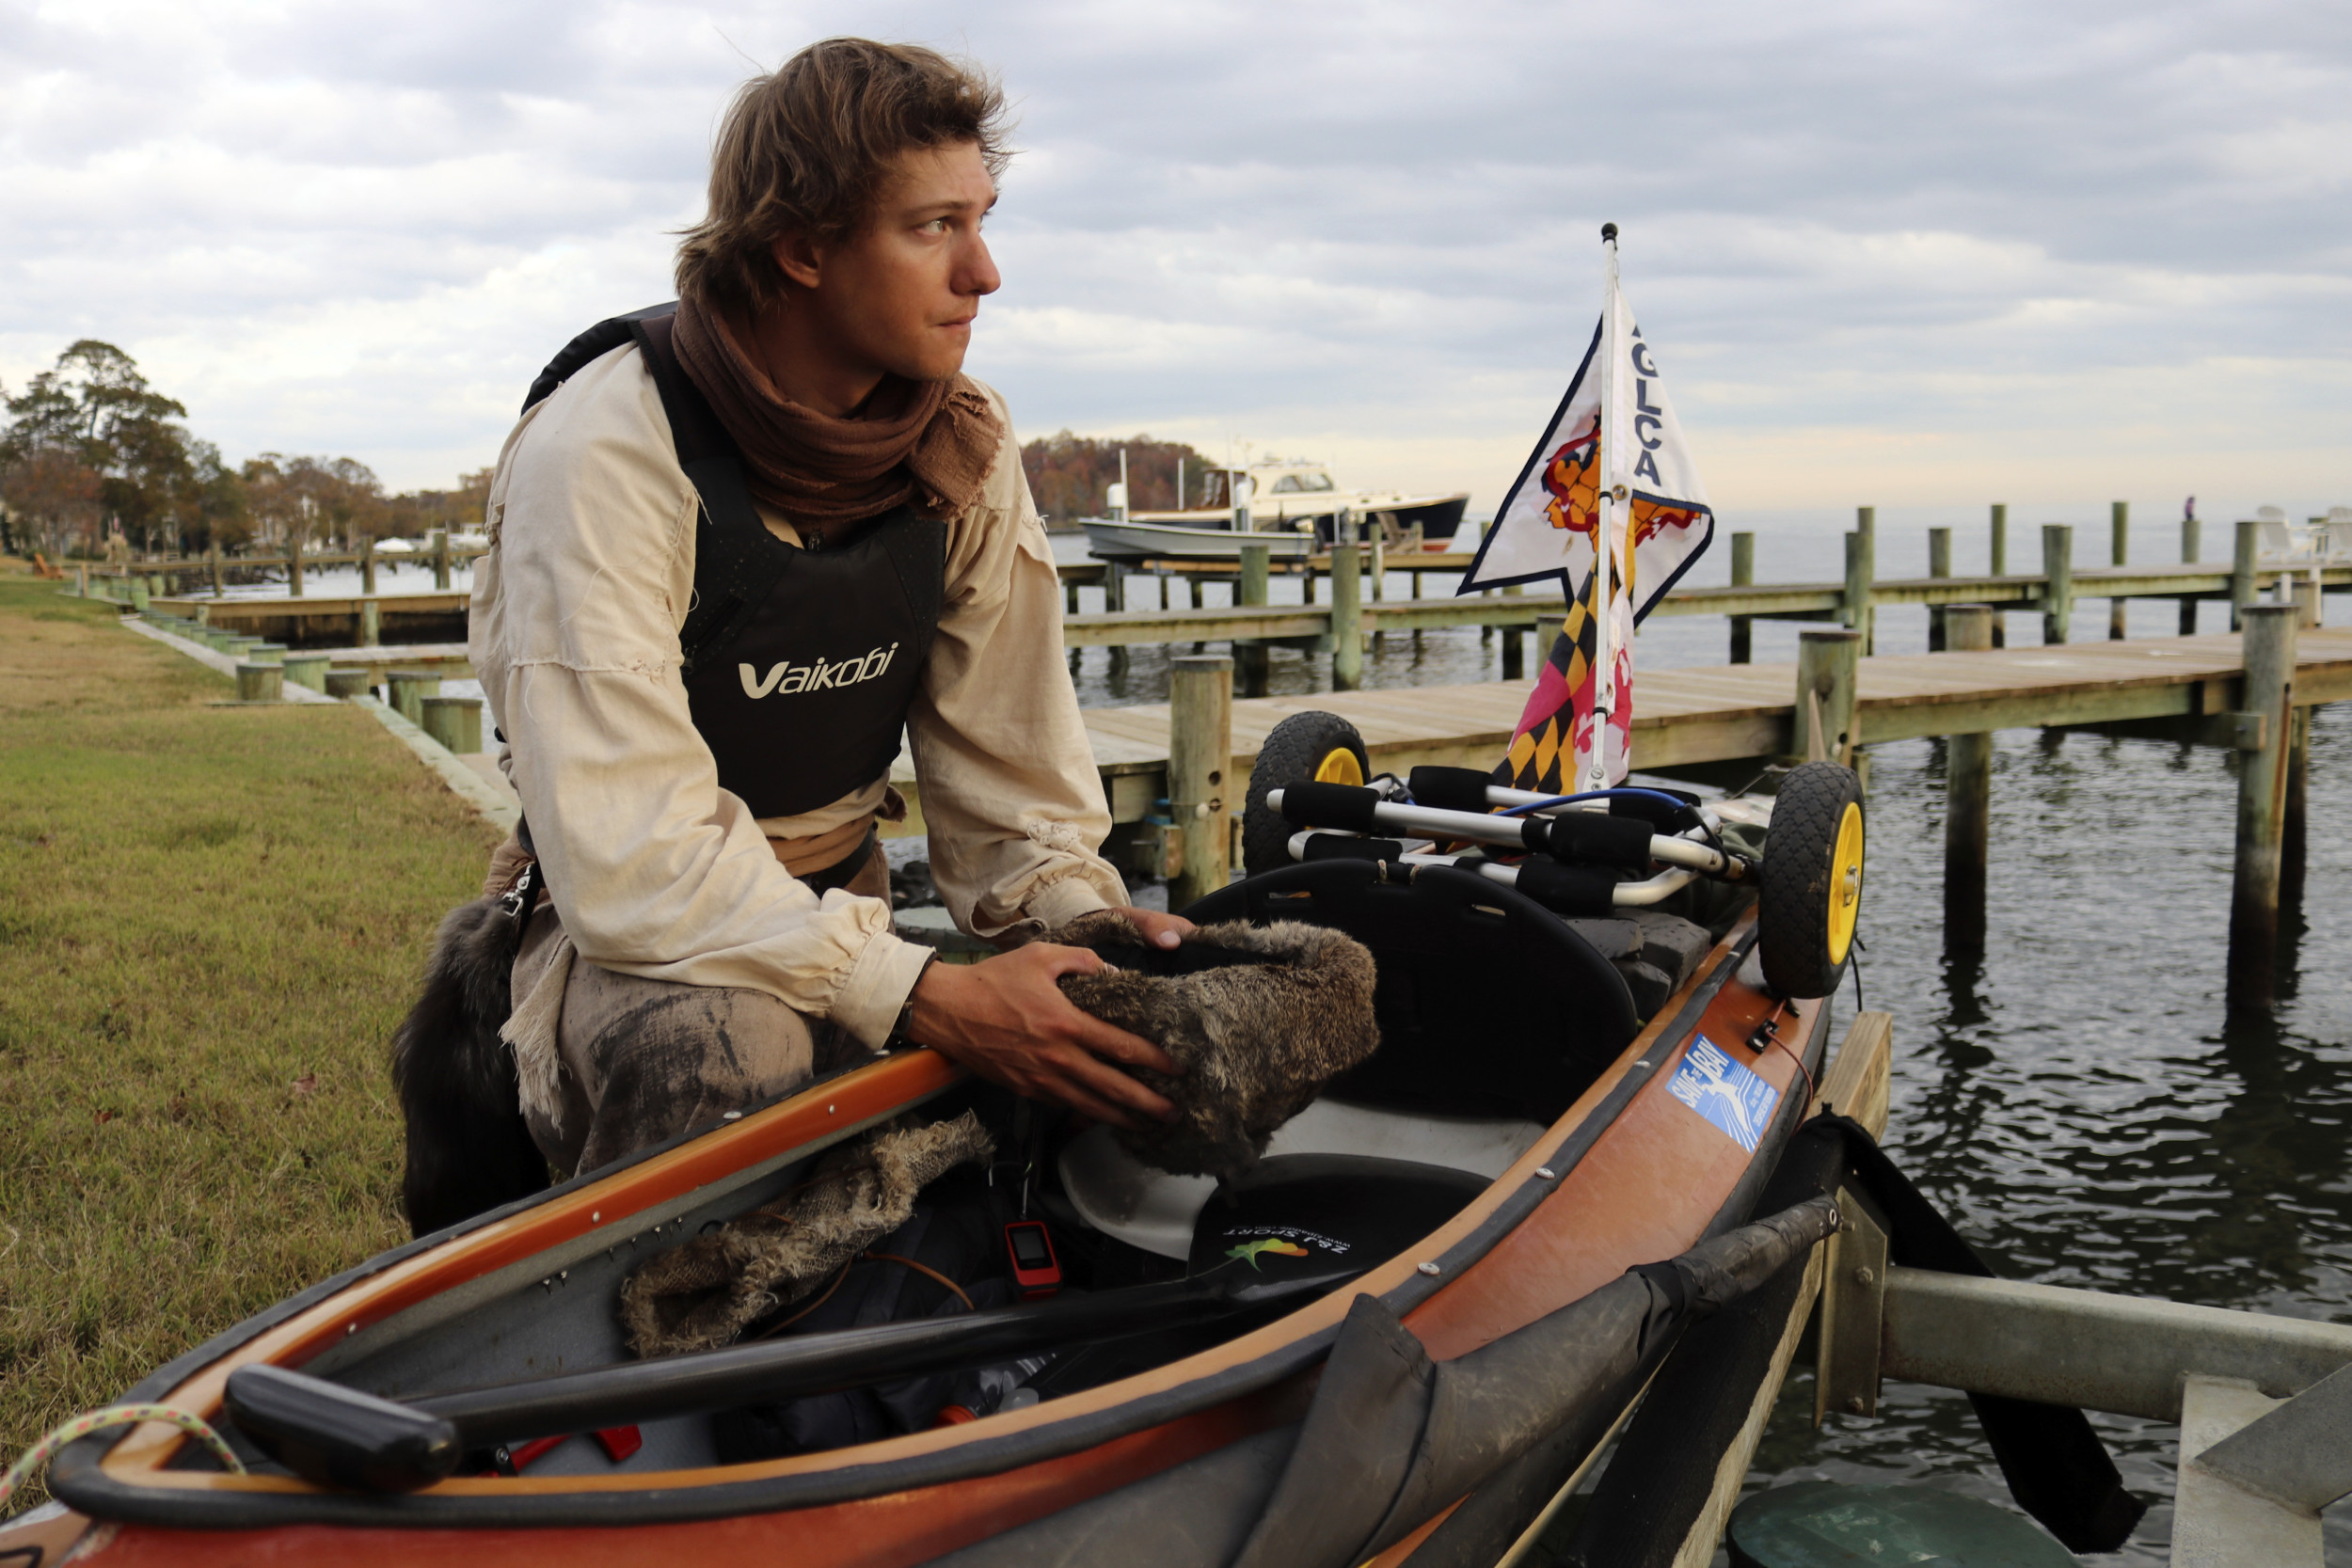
(1489, 787), (1697, 818)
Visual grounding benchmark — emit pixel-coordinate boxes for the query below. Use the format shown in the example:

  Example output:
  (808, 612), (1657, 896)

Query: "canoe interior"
(71, 857), (1818, 1546)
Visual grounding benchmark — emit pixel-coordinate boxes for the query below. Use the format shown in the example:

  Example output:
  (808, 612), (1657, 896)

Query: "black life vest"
(522, 304), (945, 819)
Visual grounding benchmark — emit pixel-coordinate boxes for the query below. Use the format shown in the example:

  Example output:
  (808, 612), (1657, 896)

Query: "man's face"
(782, 140), (1001, 386)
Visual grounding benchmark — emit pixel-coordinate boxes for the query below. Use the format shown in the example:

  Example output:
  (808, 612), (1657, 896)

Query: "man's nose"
(959, 232), (1001, 298)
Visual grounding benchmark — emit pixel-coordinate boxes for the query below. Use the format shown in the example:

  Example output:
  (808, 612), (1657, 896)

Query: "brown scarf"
(671, 296), (1004, 538)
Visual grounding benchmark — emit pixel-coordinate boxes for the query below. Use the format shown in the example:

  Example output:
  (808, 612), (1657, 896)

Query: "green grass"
(0, 567), (497, 1509)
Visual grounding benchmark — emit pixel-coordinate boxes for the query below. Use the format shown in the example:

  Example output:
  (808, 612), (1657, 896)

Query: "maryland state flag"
(1459, 229), (1713, 794)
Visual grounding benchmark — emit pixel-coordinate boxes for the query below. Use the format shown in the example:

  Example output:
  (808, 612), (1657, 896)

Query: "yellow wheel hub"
(1826, 800), (1865, 964)
(1312, 748), (1364, 786)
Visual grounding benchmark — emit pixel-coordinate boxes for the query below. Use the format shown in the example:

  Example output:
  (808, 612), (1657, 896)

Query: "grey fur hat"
(1046, 911), (1380, 1179)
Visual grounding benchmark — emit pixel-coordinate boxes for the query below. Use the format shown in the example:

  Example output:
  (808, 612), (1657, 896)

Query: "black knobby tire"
(1242, 711), (1374, 877)
(1757, 760), (1867, 999)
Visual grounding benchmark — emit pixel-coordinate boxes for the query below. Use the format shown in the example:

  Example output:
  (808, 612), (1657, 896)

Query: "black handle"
(224, 1363), (460, 1493)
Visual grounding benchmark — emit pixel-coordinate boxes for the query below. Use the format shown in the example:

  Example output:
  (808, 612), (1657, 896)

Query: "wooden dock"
(1021, 627), (2352, 828)
(147, 559), (2346, 652)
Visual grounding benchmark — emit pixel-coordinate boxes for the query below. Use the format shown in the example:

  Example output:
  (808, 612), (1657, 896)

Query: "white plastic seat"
(1057, 1099), (1547, 1259)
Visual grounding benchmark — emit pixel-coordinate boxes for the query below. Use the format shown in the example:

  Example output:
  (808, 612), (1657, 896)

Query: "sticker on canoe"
(1666, 1035), (1780, 1153)
(1226, 1238), (1311, 1270)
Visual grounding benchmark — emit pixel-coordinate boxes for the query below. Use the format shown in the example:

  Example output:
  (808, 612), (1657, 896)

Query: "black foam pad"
(1302, 835), (1407, 864)
(1531, 811), (1655, 869)
(1507, 859), (1622, 917)
(1279, 783), (1385, 834)
(1406, 766), (1497, 814)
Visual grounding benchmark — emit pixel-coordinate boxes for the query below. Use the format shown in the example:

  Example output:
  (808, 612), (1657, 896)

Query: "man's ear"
(771, 232), (824, 291)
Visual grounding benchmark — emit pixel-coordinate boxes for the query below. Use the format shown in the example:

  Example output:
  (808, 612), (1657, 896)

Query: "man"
(470, 39), (1187, 1181)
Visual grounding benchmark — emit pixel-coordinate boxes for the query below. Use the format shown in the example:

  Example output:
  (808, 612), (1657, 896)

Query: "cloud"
(2, 0), (2346, 517)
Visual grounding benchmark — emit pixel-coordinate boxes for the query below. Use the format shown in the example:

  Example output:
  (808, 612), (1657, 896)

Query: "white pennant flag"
(1462, 238), (1715, 793)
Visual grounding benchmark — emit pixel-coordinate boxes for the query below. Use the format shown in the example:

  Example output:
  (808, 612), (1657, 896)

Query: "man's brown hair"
(675, 39), (1009, 313)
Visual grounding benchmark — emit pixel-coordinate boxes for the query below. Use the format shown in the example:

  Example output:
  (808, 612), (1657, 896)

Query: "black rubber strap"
(519, 301), (679, 416)
(624, 313), (792, 677)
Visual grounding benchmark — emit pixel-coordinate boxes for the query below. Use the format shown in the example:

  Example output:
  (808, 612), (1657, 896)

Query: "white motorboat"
(1080, 517), (1319, 563)
(1085, 458), (1470, 562)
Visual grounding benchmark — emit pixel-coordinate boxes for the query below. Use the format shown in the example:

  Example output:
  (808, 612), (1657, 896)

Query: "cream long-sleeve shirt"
(469, 341), (1126, 1048)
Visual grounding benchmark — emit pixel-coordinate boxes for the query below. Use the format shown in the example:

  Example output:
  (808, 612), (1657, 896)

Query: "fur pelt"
(390, 891), (551, 1237)
(1047, 911), (1380, 1180)
(619, 1111), (995, 1358)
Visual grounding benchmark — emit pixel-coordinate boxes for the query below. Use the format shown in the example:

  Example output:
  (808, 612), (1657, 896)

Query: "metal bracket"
(2231, 711), (2268, 752)
(1814, 1185), (1889, 1424)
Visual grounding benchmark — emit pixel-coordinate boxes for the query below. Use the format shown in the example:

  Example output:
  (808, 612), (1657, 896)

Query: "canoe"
(17, 763), (1861, 1566)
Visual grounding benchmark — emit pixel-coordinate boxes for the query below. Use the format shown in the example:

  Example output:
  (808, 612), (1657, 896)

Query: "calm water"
(1057, 524), (2352, 1559)
(1672, 710), (2352, 1564)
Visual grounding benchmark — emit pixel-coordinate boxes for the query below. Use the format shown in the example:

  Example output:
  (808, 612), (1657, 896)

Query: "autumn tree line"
(1, 337), (1211, 559)
(0, 341), (487, 563)
(1018, 431), (1215, 523)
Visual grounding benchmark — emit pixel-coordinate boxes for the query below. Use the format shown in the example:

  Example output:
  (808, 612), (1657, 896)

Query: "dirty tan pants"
(510, 839), (889, 1180)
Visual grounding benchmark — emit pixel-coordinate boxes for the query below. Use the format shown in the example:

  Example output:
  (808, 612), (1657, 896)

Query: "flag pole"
(1588, 222), (1622, 791)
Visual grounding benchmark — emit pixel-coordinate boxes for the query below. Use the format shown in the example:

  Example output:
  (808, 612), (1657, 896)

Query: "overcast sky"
(4, 0), (2347, 522)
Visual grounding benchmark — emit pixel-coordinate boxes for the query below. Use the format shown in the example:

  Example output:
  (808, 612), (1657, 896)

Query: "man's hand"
(908, 942), (1184, 1128)
(1111, 906), (1194, 951)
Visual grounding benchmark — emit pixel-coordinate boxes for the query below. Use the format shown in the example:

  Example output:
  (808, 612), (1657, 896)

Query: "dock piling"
(360, 538), (377, 596)
(1331, 542), (1364, 691)
(388, 671), (441, 727)
(2042, 524), (2074, 644)
(420, 694), (484, 754)
(2232, 518), (2260, 631)
(1729, 531), (1755, 664)
(2292, 575), (2322, 631)
(1844, 511), (1876, 655)
(280, 653), (330, 692)
(1942, 607), (1995, 942)
(1234, 543), (1270, 696)
(1535, 613), (1565, 675)
(2182, 513), (2202, 634)
(2227, 605), (2299, 1009)
(432, 529), (453, 591)
(1926, 527), (1951, 652)
(2283, 704), (2310, 913)
(2109, 500), (2129, 640)
(233, 662), (283, 704)
(1167, 655), (1233, 910)
(324, 667), (373, 700)
(206, 545), (223, 597)
(1791, 628), (1863, 766)
(288, 533), (305, 598)
(1841, 533), (1874, 657)
(360, 598), (381, 647)
(1989, 503), (2009, 647)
